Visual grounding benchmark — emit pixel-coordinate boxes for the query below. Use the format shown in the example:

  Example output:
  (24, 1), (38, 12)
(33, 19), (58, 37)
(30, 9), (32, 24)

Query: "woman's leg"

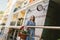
(26, 30), (30, 40)
(30, 29), (35, 40)
(26, 29), (35, 40)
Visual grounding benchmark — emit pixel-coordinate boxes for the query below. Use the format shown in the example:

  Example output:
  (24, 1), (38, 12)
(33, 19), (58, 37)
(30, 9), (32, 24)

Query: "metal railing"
(6, 26), (60, 40)
(3, 26), (60, 29)
(1, 26), (60, 40)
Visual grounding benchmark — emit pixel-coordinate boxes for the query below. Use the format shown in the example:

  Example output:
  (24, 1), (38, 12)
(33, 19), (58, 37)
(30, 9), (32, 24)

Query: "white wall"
(24, 0), (49, 40)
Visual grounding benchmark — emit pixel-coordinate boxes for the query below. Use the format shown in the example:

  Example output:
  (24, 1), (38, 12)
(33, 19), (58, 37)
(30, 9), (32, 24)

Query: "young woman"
(26, 15), (36, 40)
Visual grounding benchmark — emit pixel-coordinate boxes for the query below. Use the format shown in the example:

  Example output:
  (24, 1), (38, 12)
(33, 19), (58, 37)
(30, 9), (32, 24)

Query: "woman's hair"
(30, 15), (35, 22)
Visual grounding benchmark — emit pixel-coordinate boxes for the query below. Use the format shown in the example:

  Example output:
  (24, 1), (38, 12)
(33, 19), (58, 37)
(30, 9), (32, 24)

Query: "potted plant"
(18, 26), (28, 40)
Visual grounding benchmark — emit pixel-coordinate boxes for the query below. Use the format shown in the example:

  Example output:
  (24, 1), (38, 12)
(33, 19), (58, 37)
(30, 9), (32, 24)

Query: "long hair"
(30, 15), (35, 22)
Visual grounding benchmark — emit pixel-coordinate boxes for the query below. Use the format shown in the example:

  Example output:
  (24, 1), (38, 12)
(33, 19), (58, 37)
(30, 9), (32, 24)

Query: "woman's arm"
(26, 21), (29, 26)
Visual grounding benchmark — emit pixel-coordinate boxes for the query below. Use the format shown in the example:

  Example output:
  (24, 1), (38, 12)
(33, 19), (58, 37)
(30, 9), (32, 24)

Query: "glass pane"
(0, 0), (8, 26)
(10, 13), (18, 26)
(13, 0), (37, 12)
(17, 10), (26, 26)
(13, 0), (29, 12)
(7, 28), (20, 40)
(17, 18), (24, 26)
(1, 17), (8, 26)
(12, 13), (18, 21)
(10, 21), (16, 26)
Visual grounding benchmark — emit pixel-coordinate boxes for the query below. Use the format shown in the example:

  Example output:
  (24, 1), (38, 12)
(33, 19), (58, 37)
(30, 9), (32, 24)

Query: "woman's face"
(30, 16), (33, 20)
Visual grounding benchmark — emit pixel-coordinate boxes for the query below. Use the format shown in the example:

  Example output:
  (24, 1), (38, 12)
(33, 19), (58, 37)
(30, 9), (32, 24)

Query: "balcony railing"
(1, 26), (60, 40)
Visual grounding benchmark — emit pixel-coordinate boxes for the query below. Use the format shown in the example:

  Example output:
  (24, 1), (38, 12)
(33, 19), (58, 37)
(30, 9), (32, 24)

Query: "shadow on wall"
(41, 0), (60, 40)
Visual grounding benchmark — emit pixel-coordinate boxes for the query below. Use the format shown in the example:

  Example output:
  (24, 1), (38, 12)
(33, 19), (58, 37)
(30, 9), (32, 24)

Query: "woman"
(26, 15), (36, 40)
